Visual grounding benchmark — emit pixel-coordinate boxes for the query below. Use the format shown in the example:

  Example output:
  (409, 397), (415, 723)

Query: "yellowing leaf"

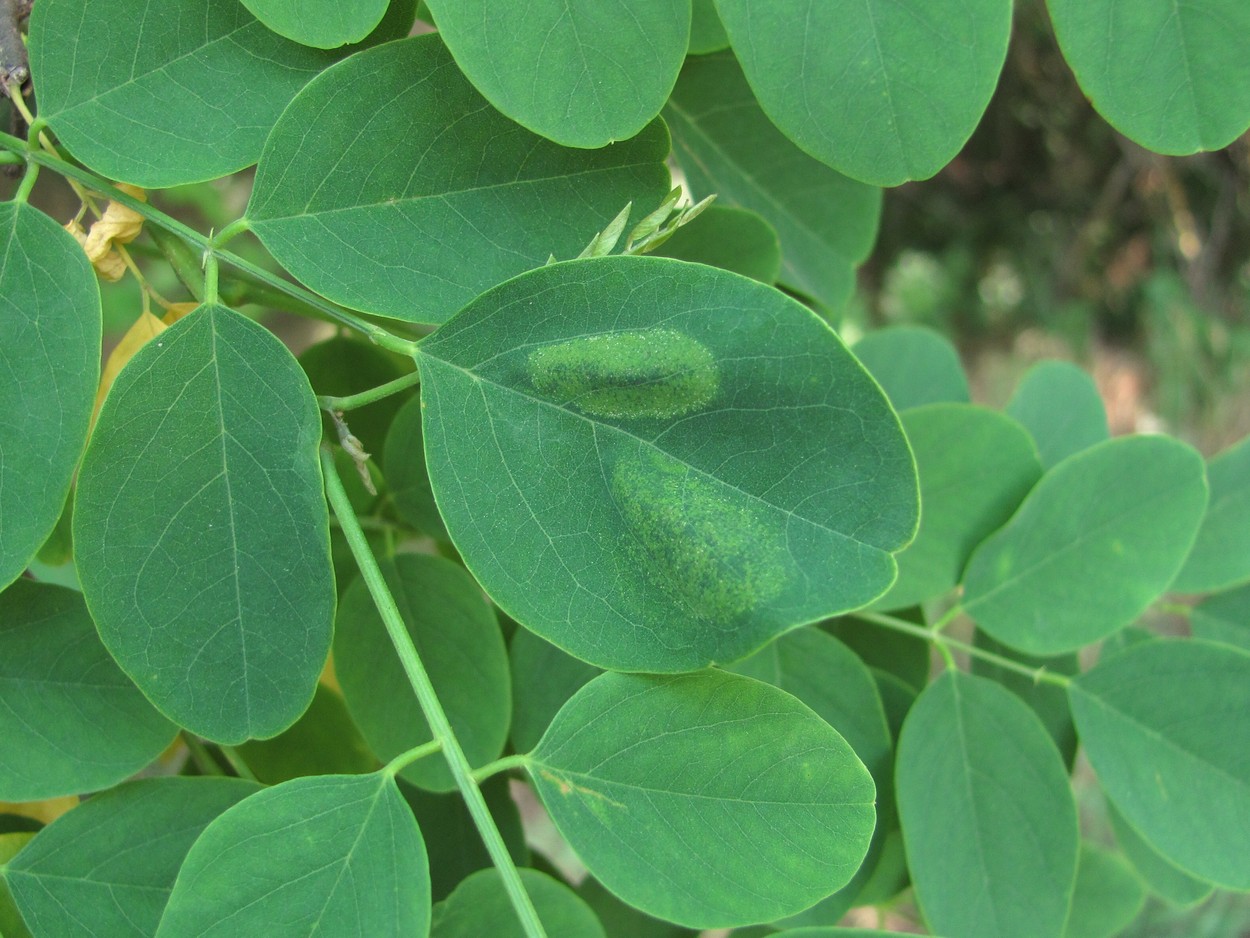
(65, 184), (148, 282)
(93, 311), (167, 423)
(162, 302), (198, 325)
(0, 797), (78, 825)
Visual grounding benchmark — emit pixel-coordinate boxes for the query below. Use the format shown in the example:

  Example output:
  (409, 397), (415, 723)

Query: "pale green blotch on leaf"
(528, 328), (719, 420)
(610, 447), (789, 621)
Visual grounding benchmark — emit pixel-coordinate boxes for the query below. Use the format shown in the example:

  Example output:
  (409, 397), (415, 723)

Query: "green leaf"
(423, 0), (689, 148)
(1171, 435), (1250, 593)
(689, 0), (729, 53)
(510, 628), (601, 755)
(527, 670), (876, 928)
(576, 876), (697, 938)
(74, 304), (334, 744)
(247, 35), (671, 325)
(0, 834), (34, 938)
(334, 553), (511, 791)
(771, 930), (925, 938)
(1190, 583), (1250, 651)
(1106, 799), (1212, 908)
(655, 205), (781, 284)
(234, 684), (376, 784)
(240, 0), (388, 47)
(1068, 638), (1250, 889)
(0, 202), (100, 590)
(874, 404), (1042, 611)
(383, 395), (449, 541)
(417, 255), (918, 672)
(825, 614), (931, 693)
(29, 0), (337, 187)
(400, 776), (528, 902)
(1046, 0), (1250, 154)
(298, 334), (412, 461)
(972, 630), (1079, 768)
(962, 435), (1207, 655)
(851, 326), (970, 411)
(0, 581), (176, 801)
(896, 671), (1079, 938)
(431, 868), (604, 938)
(1006, 360), (1109, 470)
(3, 777), (258, 938)
(714, 0), (1012, 185)
(870, 667), (919, 742)
(156, 773), (430, 936)
(665, 51), (881, 312)
(1062, 843), (1147, 938)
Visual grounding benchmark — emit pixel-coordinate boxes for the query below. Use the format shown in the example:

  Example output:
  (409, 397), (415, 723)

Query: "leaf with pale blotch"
(897, 671), (1078, 938)
(851, 326), (969, 411)
(155, 773), (429, 936)
(962, 435), (1207, 655)
(424, 0), (689, 148)
(28, 0), (338, 187)
(431, 868), (605, 938)
(417, 255), (917, 672)
(528, 670), (876, 928)
(74, 304), (334, 744)
(1069, 639), (1250, 889)
(715, 0), (1012, 185)
(4, 777), (258, 938)
(0, 581), (176, 802)
(1047, 0), (1250, 154)
(0, 202), (100, 590)
(248, 35), (671, 324)
(665, 51), (880, 313)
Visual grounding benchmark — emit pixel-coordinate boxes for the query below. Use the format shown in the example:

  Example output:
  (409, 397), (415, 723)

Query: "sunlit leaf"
(156, 773), (429, 936)
(248, 35), (671, 324)
(74, 304), (334, 744)
(897, 671), (1079, 938)
(528, 670), (876, 928)
(241, 0), (388, 47)
(0, 202), (100, 590)
(424, 0), (689, 148)
(0, 581), (175, 801)
(962, 436), (1207, 654)
(417, 255), (918, 671)
(1068, 639), (1250, 889)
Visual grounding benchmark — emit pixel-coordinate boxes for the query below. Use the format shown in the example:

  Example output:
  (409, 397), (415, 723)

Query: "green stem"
(0, 131), (413, 350)
(13, 160), (35, 202)
(213, 217), (251, 248)
(321, 449), (547, 938)
(183, 734), (223, 776)
(471, 753), (531, 783)
(384, 740), (444, 776)
(853, 611), (1072, 688)
(218, 746), (259, 783)
(203, 251), (220, 305)
(1158, 600), (1192, 617)
(320, 371), (421, 413)
(929, 603), (963, 634)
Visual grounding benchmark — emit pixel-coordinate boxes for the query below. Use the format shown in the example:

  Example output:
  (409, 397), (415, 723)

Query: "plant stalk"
(319, 370), (421, 413)
(321, 449), (547, 938)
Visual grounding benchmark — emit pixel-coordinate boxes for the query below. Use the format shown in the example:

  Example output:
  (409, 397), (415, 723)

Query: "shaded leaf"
(234, 684), (376, 784)
(74, 304), (334, 744)
(1006, 360), (1109, 470)
(4, 777), (257, 938)
(29, 0), (336, 187)
(689, 0), (729, 53)
(897, 671), (1078, 938)
(424, 0), (689, 148)
(1171, 434), (1250, 593)
(528, 670), (876, 928)
(241, 0), (388, 48)
(334, 553), (511, 791)
(0, 581), (175, 801)
(576, 876), (697, 938)
(383, 395), (449, 541)
(1063, 843), (1147, 938)
(874, 404), (1042, 611)
(0, 202), (100, 590)
(665, 51), (881, 312)
(825, 614), (931, 693)
(1068, 638), (1250, 889)
(962, 435), (1207, 654)
(248, 35), (671, 324)
(715, 0), (1012, 185)
(655, 205), (781, 283)
(1106, 799), (1212, 908)
(1190, 583), (1250, 651)
(417, 255), (918, 671)
(510, 628), (601, 755)
(156, 773), (429, 936)
(851, 326), (970, 411)
(1047, 0), (1250, 153)
(431, 868), (604, 938)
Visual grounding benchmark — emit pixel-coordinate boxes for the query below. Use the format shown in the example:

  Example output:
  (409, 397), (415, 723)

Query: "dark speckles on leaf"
(610, 449), (789, 621)
(528, 328), (719, 420)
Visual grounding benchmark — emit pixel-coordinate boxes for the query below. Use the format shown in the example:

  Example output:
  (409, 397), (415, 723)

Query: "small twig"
(0, 0), (29, 95)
